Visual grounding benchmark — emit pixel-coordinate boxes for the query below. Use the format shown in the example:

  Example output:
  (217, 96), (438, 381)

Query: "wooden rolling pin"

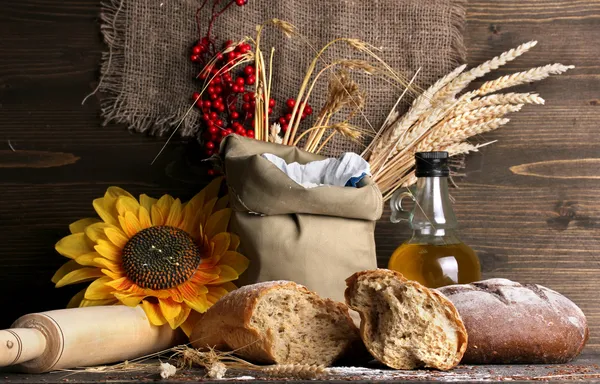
(0, 305), (185, 373)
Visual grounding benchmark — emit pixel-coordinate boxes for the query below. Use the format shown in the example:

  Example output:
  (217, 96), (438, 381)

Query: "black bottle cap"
(415, 152), (450, 177)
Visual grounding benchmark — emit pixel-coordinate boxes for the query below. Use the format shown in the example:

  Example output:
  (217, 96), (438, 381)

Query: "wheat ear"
(369, 64), (467, 161)
(475, 64), (574, 96)
(432, 40), (538, 105)
(419, 117), (511, 150)
(453, 92), (544, 114)
(261, 364), (325, 379)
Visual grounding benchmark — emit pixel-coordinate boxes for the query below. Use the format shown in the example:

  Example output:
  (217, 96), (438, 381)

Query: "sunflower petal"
(101, 268), (122, 280)
(116, 196), (140, 217)
(118, 211), (143, 238)
(187, 177), (223, 212)
(141, 300), (167, 326)
(182, 292), (211, 313)
(156, 195), (175, 221)
(204, 208), (231, 239)
(172, 304), (191, 329)
(200, 198), (218, 227)
(214, 195), (229, 212)
(93, 198), (119, 227)
(138, 206), (152, 229)
(94, 257), (123, 274)
(67, 288), (87, 308)
(181, 208), (201, 238)
(114, 292), (145, 307)
(207, 265), (240, 285)
(168, 288), (184, 303)
(139, 194), (157, 214)
(178, 280), (209, 300)
(158, 299), (182, 327)
(151, 205), (166, 226)
(69, 218), (100, 234)
(104, 227), (129, 249)
(206, 285), (231, 305)
(228, 233), (240, 251)
(211, 233), (230, 258)
(166, 199), (184, 228)
(55, 233), (95, 259)
(105, 276), (134, 291)
(83, 276), (115, 300)
(51, 260), (84, 284)
(219, 282), (238, 292)
(105, 187), (135, 201)
(190, 268), (220, 284)
(85, 222), (110, 243)
(219, 251), (250, 275)
(94, 239), (122, 262)
(75, 252), (104, 267)
(80, 298), (119, 307)
(54, 268), (104, 288)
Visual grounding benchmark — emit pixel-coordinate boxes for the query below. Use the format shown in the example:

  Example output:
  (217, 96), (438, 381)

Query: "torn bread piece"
(191, 281), (363, 366)
(345, 269), (467, 370)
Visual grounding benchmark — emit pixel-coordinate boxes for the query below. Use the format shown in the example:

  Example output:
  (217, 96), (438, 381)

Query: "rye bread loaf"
(345, 269), (468, 370)
(438, 278), (589, 364)
(190, 281), (363, 366)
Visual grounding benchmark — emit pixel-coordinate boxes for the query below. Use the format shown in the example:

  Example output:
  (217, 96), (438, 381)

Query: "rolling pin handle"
(0, 328), (47, 367)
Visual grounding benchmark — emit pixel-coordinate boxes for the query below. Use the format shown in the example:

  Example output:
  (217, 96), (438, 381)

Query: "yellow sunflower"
(51, 177), (249, 336)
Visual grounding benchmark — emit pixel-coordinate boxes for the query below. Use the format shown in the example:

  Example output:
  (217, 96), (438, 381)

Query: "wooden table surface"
(1, 0), (599, 365)
(2, 355), (600, 383)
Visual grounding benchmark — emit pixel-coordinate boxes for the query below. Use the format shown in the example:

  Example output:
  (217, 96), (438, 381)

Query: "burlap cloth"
(96, 0), (466, 156)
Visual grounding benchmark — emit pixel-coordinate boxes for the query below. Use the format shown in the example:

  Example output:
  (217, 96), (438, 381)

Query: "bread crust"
(190, 280), (360, 365)
(438, 278), (589, 364)
(345, 269), (468, 370)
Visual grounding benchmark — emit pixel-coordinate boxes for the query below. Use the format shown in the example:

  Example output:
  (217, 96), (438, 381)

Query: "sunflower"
(51, 177), (249, 336)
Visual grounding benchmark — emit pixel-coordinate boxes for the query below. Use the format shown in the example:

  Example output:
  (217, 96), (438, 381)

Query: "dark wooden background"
(1, 0), (599, 354)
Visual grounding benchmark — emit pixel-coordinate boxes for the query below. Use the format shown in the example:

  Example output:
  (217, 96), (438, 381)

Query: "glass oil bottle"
(387, 152), (481, 288)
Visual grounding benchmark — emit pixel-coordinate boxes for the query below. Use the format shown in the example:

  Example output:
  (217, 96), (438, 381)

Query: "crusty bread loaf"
(190, 281), (363, 366)
(438, 278), (589, 364)
(345, 269), (468, 370)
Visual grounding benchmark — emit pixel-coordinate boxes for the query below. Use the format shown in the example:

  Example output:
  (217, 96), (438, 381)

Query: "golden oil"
(388, 242), (481, 288)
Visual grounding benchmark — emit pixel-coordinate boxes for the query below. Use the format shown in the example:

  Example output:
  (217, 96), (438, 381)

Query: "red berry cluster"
(276, 98), (314, 134)
(191, 40), (315, 159)
(191, 42), (262, 157)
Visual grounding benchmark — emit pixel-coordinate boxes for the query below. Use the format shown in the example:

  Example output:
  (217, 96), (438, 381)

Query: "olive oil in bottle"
(387, 152), (481, 288)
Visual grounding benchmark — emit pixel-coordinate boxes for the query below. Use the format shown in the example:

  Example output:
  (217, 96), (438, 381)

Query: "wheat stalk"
(453, 92), (544, 114)
(475, 63), (574, 96)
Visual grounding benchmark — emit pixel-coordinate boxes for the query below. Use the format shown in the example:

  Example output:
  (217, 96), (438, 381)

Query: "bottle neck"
(409, 176), (459, 239)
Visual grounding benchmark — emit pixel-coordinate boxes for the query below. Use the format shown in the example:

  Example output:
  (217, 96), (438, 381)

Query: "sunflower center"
(122, 226), (202, 290)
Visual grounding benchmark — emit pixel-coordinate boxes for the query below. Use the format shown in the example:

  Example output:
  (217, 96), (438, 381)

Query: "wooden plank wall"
(1, 0), (599, 352)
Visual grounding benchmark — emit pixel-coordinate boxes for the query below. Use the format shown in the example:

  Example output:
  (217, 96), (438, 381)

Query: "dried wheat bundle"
(365, 40), (574, 200)
(172, 345), (325, 380)
(246, 19), (411, 153)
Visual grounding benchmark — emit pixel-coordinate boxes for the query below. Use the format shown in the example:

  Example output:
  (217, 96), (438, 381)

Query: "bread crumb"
(207, 362), (227, 379)
(159, 362), (177, 379)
